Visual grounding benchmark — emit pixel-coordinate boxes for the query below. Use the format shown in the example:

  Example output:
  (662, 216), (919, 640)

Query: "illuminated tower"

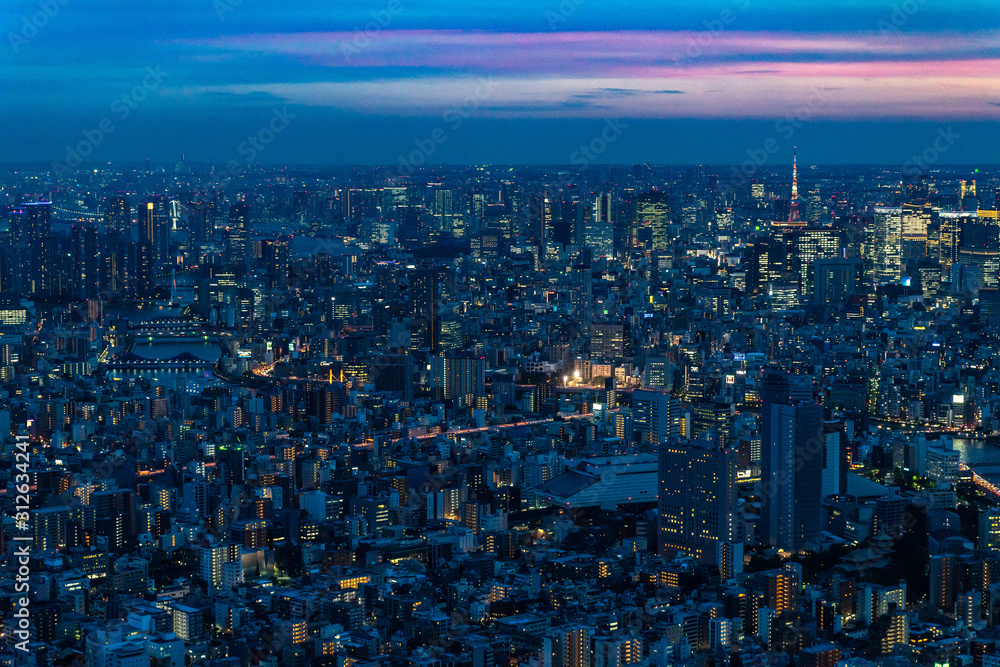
(787, 147), (801, 225)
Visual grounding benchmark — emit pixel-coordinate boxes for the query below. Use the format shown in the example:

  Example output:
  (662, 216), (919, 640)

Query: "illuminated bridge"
(968, 451), (1000, 475)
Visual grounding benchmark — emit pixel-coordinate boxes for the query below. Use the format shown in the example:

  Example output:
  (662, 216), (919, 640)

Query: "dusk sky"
(3, 0), (999, 166)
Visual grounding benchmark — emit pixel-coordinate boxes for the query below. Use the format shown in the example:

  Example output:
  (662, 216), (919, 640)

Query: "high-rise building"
(813, 258), (863, 307)
(788, 227), (840, 298)
(430, 352), (485, 405)
(760, 370), (825, 552)
(139, 197), (170, 268)
(632, 389), (679, 445)
(227, 202), (250, 267)
(72, 224), (101, 300)
(542, 625), (592, 667)
(901, 203), (934, 258)
(434, 188), (454, 235)
(410, 268), (443, 353)
(261, 236), (290, 287)
(658, 439), (742, 579)
(636, 192), (670, 252)
(10, 201), (51, 296)
(197, 542), (242, 590)
(104, 195), (131, 237)
(865, 207), (902, 285)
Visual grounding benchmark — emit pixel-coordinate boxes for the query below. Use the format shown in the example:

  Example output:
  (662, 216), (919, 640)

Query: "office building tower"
(760, 370), (825, 552)
(139, 197), (170, 268)
(261, 236), (290, 287)
(635, 192), (670, 252)
(187, 199), (213, 243)
(530, 190), (553, 252)
(590, 319), (630, 361)
(72, 224), (101, 300)
(658, 439), (742, 579)
(227, 202), (250, 266)
(104, 196), (131, 237)
(865, 207), (902, 285)
(788, 227), (840, 298)
(434, 188), (454, 235)
(901, 203), (933, 258)
(632, 389), (679, 445)
(410, 268), (443, 353)
(938, 212), (971, 271)
(813, 258), (863, 307)
(10, 201), (51, 296)
(134, 240), (155, 296)
(594, 193), (612, 224)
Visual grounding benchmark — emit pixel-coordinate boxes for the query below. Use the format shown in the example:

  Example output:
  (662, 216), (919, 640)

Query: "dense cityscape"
(0, 157), (999, 667)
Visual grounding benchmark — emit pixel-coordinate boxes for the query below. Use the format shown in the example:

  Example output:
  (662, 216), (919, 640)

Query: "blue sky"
(2, 0), (998, 165)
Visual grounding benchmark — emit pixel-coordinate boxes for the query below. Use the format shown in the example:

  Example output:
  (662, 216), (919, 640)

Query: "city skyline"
(3, 0), (999, 165)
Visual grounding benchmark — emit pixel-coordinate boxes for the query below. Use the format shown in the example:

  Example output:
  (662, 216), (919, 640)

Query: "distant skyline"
(3, 0), (999, 166)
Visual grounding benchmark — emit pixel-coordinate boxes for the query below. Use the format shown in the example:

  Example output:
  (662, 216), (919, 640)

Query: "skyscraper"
(658, 439), (743, 579)
(10, 202), (52, 296)
(227, 202), (250, 267)
(635, 191), (670, 252)
(865, 207), (902, 285)
(788, 227), (841, 298)
(139, 197), (170, 268)
(104, 196), (131, 237)
(632, 389), (679, 445)
(410, 268), (443, 353)
(760, 370), (825, 552)
(72, 224), (100, 300)
(530, 190), (553, 253)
